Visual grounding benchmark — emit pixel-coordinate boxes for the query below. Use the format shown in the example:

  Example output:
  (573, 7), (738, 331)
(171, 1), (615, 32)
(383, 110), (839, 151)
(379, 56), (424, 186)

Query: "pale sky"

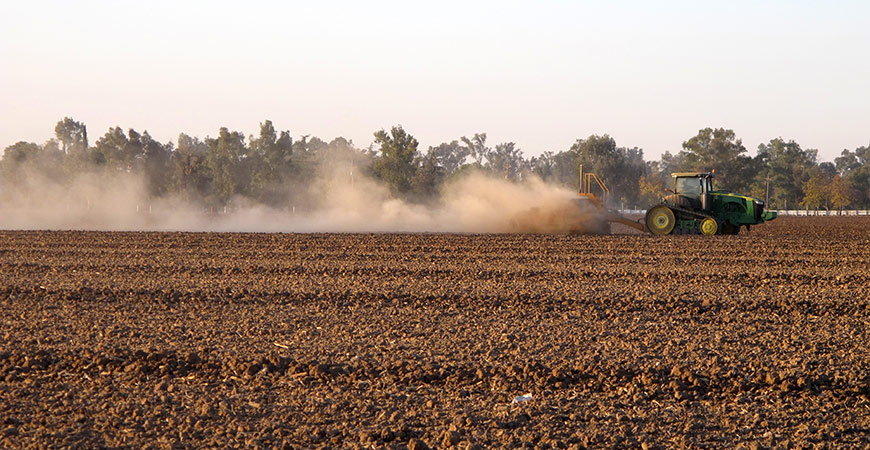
(1, 0), (868, 161)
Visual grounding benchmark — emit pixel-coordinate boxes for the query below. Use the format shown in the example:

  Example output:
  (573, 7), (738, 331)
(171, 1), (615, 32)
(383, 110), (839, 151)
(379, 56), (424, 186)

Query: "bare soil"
(2, 217), (870, 449)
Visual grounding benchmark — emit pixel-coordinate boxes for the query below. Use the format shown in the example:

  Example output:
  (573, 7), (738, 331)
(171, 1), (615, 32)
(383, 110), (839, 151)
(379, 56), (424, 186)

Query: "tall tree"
(680, 128), (755, 191)
(485, 142), (525, 180)
(461, 133), (489, 167)
(410, 151), (446, 200)
(830, 175), (858, 209)
(754, 138), (818, 209)
(550, 149), (582, 186)
(529, 151), (554, 181)
(54, 117), (94, 172)
(95, 127), (144, 171)
(372, 125), (419, 196)
(54, 117), (88, 154)
(834, 144), (870, 208)
(0, 142), (43, 186)
(638, 161), (667, 207)
(800, 169), (831, 209)
(570, 135), (643, 205)
(249, 120), (293, 204)
(0, 140), (66, 194)
(171, 133), (211, 201)
(656, 151), (685, 185)
(249, 120), (293, 173)
(427, 141), (469, 177)
(1, 141), (42, 165)
(141, 131), (171, 197)
(205, 128), (248, 206)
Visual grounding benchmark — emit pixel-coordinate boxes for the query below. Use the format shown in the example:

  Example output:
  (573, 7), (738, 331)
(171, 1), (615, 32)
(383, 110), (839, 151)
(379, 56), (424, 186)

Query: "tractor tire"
(645, 205), (676, 235)
(700, 217), (718, 235)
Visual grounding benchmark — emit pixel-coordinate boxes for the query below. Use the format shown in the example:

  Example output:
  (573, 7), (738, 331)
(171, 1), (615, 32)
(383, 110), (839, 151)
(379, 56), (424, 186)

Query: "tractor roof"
(671, 172), (714, 178)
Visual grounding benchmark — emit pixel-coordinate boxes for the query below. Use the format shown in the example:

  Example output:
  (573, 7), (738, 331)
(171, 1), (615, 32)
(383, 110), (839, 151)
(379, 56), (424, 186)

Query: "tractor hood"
(713, 191), (777, 222)
(711, 190), (763, 204)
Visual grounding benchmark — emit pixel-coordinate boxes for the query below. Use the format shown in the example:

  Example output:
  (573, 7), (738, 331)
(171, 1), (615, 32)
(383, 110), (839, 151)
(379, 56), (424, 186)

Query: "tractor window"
(676, 177), (701, 196)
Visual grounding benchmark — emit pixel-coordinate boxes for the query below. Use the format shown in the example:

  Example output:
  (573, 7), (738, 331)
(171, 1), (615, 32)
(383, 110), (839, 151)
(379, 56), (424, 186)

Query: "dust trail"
(0, 166), (606, 233)
(0, 170), (152, 231)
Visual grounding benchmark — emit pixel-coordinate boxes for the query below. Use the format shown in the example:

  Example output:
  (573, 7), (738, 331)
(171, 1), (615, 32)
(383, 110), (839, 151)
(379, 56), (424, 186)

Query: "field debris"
(511, 393), (533, 404)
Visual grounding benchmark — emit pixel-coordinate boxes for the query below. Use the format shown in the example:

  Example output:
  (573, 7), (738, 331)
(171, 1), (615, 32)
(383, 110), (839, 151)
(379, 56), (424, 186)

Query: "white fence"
(617, 209), (870, 216)
(771, 209), (870, 216)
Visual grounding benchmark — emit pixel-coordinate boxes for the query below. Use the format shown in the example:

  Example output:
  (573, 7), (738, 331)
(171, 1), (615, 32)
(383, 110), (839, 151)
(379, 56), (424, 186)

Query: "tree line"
(2, 117), (868, 210)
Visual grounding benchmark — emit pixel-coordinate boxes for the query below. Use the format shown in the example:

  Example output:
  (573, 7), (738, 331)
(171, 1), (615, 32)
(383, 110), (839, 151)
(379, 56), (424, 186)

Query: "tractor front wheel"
(700, 218), (718, 235)
(645, 205), (676, 235)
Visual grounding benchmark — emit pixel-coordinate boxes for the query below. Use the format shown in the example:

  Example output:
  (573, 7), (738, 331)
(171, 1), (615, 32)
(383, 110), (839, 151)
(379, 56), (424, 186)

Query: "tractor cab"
(669, 172), (713, 211)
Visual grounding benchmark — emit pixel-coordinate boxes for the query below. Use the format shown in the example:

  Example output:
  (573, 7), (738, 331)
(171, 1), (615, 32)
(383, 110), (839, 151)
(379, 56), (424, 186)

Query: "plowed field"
(2, 217), (870, 449)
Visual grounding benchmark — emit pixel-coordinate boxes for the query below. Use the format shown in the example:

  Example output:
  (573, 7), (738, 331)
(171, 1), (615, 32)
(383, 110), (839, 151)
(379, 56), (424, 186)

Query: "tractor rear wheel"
(645, 205), (675, 235)
(700, 218), (718, 235)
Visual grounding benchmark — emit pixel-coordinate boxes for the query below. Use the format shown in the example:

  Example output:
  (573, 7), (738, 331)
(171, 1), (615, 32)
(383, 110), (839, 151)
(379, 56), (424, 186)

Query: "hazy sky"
(1, 0), (868, 161)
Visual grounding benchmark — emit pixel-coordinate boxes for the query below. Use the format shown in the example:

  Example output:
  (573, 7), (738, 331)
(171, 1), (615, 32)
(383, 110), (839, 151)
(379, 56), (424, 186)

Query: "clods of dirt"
(1, 217), (869, 448)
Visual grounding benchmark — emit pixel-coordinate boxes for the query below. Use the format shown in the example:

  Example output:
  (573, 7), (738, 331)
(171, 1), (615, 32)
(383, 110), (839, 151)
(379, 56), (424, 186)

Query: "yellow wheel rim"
(700, 218), (718, 235)
(645, 206), (675, 235)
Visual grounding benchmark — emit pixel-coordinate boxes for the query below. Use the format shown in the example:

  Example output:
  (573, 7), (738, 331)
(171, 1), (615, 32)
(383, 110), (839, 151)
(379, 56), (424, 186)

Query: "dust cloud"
(0, 166), (606, 233)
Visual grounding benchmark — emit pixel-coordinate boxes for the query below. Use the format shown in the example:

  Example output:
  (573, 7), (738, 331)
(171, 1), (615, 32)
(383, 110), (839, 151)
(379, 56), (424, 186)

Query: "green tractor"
(645, 172), (777, 235)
